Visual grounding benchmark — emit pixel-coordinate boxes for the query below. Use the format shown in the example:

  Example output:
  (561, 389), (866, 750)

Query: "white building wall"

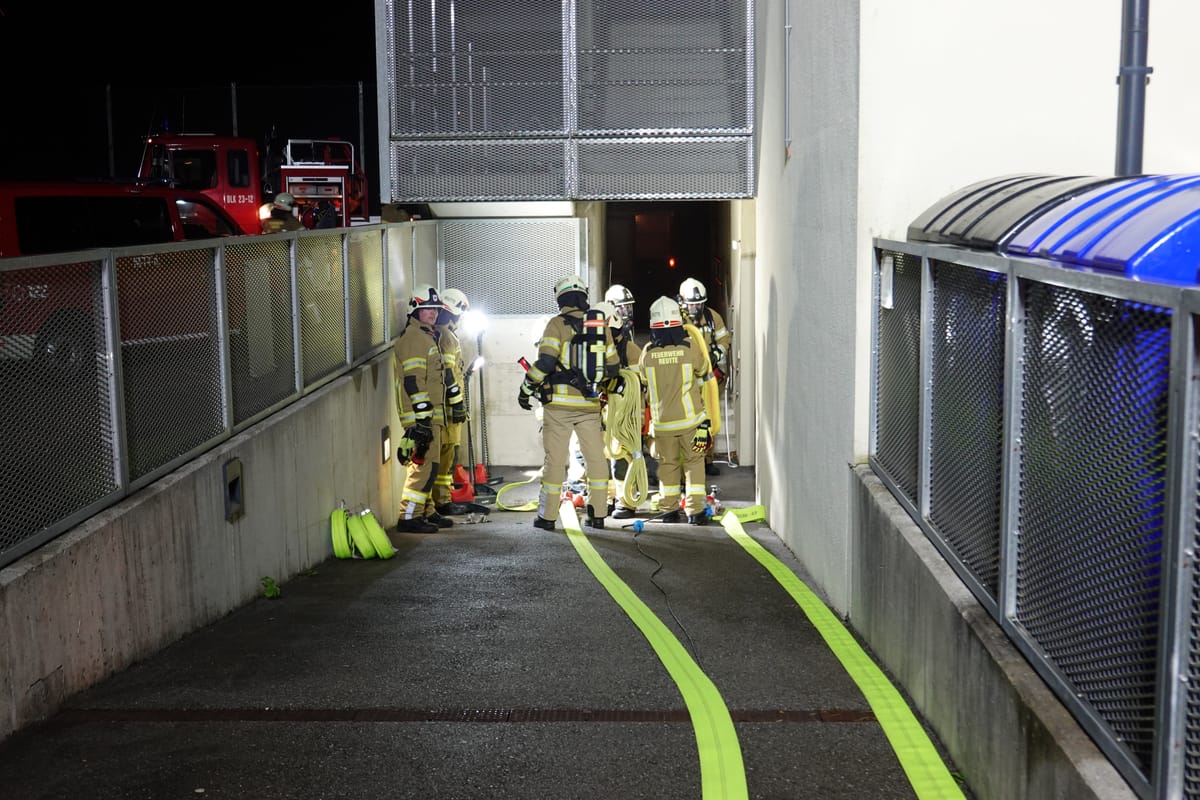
(754, 0), (1200, 613)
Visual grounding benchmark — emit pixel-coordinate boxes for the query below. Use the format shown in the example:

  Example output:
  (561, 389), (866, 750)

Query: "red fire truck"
(136, 133), (369, 235)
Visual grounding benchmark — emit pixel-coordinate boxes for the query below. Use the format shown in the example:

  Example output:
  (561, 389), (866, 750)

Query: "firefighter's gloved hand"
(397, 429), (418, 464)
(517, 380), (536, 411)
(411, 419), (433, 449)
(407, 419), (434, 464)
(447, 384), (467, 423)
(691, 422), (712, 454)
(710, 345), (724, 364)
(606, 375), (626, 396)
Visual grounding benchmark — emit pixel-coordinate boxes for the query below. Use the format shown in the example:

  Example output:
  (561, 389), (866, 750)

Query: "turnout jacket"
(438, 322), (465, 403)
(638, 334), (713, 432)
(684, 306), (732, 355)
(393, 318), (446, 427)
(525, 306), (620, 411)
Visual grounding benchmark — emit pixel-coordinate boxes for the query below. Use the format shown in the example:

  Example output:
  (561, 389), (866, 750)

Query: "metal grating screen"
(349, 231), (387, 360)
(927, 261), (1007, 601)
(226, 239), (298, 424)
(872, 249), (923, 505)
(297, 235), (349, 386)
(1189, 334), (1200, 796)
(439, 218), (584, 316)
(0, 258), (117, 554)
(1015, 281), (1170, 774)
(381, 0), (755, 201)
(118, 250), (225, 481)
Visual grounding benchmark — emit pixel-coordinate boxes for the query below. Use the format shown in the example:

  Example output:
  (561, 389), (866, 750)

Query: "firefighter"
(432, 288), (471, 516)
(595, 299), (645, 520)
(678, 277), (732, 475)
(604, 283), (636, 331)
(393, 284), (455, 533)
(640, 296), (716, 525)
(260, 192), (303, 233)
(517, 275), (620, 531)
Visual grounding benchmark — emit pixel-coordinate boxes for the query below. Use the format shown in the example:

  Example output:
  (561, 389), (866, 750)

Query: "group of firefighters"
(391, 275), (731, 534)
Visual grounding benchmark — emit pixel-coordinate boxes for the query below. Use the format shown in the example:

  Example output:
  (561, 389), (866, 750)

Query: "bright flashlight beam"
(461, 310), (488, 337)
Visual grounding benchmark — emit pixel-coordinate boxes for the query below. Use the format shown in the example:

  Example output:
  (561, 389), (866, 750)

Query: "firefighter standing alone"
(260, 192), (304, 233)
(517, 275), (620, 531)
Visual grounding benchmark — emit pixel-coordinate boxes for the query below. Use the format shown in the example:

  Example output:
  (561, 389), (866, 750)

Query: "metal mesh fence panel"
(576, 137), (753, 199)
(872, 249), (922, 505)
(349, 230), (387, 360)
(297, 234), (349, 386)
(389, 139), (569, 202)
(0, 258), (118, 555)
(118, 249), (225, 481)
(576, 0), (751, 134)
(1016, 281), (1170, 776)
(381, 0), (755, 201)
(439, 218), (584, 316)
(226, 238), (298, 424)
(927, 261), (1007, 601)
(1187, 342), (1200, 797)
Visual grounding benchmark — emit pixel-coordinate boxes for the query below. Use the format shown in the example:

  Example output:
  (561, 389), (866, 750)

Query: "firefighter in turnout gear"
(640, 296), (716, 524)
(517, 275), (620, 530)
(432, 288), (472, 516)
(678, 277), (731, 475)
(604, 283), (636, 332)
(595, 298), (646, 519)
(260, 192), (304, 233)
(393, 284), (455, 533)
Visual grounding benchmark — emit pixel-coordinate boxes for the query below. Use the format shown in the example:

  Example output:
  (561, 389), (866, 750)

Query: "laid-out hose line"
(718, 511), (965, 800)
(604, 366), (648, 509)
(496, 469), (542, 512)
(560, 503), (748, 799)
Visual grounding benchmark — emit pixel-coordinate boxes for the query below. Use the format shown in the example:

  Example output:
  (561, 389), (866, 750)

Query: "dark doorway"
(603, 201), (731, 334)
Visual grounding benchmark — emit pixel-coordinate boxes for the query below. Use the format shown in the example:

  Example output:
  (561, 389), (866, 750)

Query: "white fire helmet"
(593, 300), (624, 329)
(604, 283), (635, 322)
(409, 283), (445, 315)
(678, 277), (707, 317)
(554, 275), (589, 300)
(648, 296), (684, 329)
(440, 288), (470, 317)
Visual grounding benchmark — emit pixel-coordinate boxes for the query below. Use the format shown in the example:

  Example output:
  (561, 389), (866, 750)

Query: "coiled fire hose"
(604, 366), (649, 509)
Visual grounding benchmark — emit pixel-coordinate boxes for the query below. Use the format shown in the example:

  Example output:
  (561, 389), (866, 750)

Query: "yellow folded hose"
(361, 510), (396, 559)
(331, 507), (352, 559)
(346, 513), (377, 559)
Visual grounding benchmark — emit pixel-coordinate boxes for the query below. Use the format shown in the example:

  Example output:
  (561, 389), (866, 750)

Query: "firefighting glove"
(606, 375), (626, 396)
(397, 429), (418, 464)
(517, 380), (536, 411)
(710, 345), (725, 364)
(410, 419), (434, 464)
(447, 383), (467, 423)
(691, 421), (712, 454)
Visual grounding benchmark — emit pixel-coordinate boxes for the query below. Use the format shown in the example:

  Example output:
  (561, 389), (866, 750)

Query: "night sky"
(0, 2), (379, 192)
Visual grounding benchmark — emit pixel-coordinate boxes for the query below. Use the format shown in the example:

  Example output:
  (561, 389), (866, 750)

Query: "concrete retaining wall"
(0, 354), (401, 741)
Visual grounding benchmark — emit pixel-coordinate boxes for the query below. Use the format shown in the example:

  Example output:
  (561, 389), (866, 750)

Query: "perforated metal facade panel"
(378, 0), (755, 201)
(439, 218), (584, 316)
